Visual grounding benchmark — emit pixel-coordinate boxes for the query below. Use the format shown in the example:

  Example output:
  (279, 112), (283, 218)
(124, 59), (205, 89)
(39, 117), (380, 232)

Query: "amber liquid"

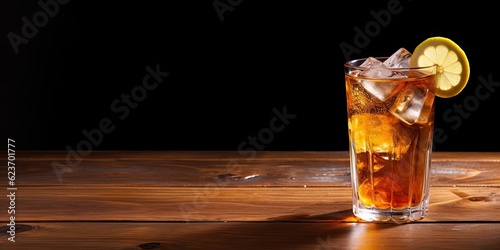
(346, 72), (436, 210)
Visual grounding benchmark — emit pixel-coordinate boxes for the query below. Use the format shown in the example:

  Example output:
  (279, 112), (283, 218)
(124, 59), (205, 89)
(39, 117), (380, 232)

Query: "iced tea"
(345, 55), (436, 222)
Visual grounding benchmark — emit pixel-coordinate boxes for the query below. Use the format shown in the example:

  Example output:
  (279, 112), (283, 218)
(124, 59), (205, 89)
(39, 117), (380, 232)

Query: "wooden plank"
(8, 186), (499, 222)
(2, 222), (499, 249)
(2, 151), (498, 249)
(10, 150), (500, 162)
(6, 154), (353, 187)
(8, 150), (350, 161)
(3, 151), (500, 187)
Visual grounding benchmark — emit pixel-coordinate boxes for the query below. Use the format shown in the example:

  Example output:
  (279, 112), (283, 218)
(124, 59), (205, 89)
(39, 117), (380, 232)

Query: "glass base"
(352, 196), (429, 223)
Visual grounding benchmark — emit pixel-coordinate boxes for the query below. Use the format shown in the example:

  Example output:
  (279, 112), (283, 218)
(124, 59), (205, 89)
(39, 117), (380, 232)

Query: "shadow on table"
(133, 210), (405, 250)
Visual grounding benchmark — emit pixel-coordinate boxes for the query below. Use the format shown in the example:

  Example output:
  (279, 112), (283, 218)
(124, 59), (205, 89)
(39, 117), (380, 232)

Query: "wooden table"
(1, 151), (499, 249)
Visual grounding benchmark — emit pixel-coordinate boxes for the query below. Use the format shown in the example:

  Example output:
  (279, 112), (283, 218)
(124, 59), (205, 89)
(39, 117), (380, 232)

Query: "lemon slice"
(410, 36), (470, 98)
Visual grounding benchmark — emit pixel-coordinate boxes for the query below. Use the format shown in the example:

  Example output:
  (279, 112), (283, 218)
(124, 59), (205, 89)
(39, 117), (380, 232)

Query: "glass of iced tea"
(344, 48), (437, 223)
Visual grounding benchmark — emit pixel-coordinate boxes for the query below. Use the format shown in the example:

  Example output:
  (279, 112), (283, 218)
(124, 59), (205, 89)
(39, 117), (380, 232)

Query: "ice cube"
(390, 86), (435, 125)
(383, 48), (411, 68)
(360, 56), (384, 68)
(358, 57), (405, 101)
(359, 57), (392, 78)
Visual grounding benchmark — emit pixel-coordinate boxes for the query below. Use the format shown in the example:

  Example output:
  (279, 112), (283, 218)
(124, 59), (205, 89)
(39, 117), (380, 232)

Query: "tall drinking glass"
(344, 56), (437, 223)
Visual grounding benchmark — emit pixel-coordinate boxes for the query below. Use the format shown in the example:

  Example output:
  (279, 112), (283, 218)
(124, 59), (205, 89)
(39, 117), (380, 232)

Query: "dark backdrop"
(2, 0), (499, 152)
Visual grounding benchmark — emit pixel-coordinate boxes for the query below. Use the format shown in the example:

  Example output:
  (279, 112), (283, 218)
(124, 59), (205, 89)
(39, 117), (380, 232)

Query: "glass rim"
(344, 56), (437, 71)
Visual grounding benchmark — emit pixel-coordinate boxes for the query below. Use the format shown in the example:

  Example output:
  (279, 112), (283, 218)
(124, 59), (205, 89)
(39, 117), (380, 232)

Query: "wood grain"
(7, 186), (499, 222)
(3, 222), (499, 250)
(3, 151), (500, 187)
(0, 151), (499, 249)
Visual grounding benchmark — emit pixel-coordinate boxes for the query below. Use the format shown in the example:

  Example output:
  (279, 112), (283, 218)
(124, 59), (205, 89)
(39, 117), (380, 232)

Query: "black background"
(2, 0), (499, 152)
